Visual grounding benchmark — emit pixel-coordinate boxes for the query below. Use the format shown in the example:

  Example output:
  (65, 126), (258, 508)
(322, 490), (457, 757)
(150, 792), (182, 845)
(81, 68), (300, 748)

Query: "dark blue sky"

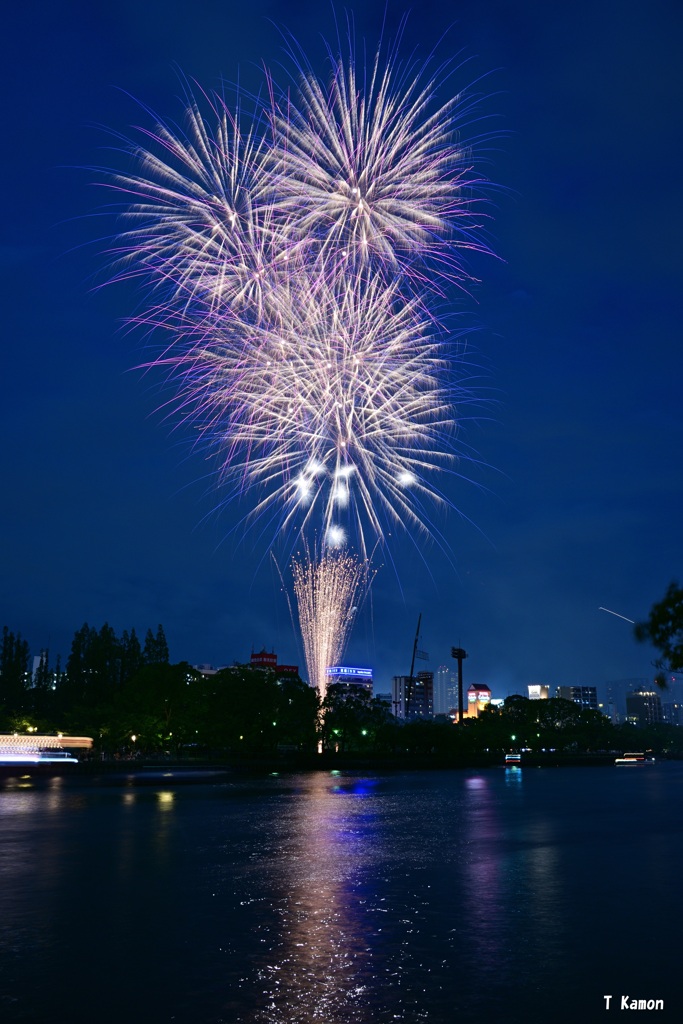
(1, 0), (681, 700)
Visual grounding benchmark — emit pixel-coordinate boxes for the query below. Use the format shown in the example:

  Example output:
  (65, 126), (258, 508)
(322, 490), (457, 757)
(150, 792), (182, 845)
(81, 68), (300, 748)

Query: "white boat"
(614, 751), (655, 766)
(0, 750), (78, 765)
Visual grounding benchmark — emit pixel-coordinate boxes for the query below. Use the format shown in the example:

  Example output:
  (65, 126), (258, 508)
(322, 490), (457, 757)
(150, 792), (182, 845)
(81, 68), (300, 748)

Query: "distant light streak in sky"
(599, 607), (636, 625)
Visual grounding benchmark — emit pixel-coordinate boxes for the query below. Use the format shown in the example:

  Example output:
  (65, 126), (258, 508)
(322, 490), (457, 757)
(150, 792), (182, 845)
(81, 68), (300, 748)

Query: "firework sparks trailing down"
(292, 548), (375, 700)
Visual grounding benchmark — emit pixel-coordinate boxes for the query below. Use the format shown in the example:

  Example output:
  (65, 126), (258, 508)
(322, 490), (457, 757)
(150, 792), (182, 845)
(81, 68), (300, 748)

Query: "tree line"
(1, 575), (682, 758)
(0, 622), (169, 731)
(320, 690), (683, 759)
(2, 617), (683, 758)
(0, 620), (319, 754)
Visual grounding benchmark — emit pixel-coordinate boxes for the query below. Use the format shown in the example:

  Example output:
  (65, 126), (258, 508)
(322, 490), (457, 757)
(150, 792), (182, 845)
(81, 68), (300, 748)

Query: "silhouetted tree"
(194, 667), (317, 753)
(62, 621), (170, 715)
(119, 628), (143, 685)
(63, 622), (97, 707)
(635, 581), (683, 686)
(30, 648), (56, 719)
(0, 626), (30, 714)
(113, 661), (202, 753)
(143, 624), (169, 665)
(63, 622), (122, 708)
(321, 684), (388, 752)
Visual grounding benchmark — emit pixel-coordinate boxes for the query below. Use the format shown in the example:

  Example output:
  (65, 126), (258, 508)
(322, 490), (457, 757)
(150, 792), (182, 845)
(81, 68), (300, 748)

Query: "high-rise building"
(600, 701), (620, 724)
(607, 678), (649, 719)
(392, 671), (433, 720)
(556, 686), (598, 711)
(415, 670), (434, 719)
(528, 684), (550, 700)
(250, 649), (277, 670)
(625, 690), (663, 727)
(434, 665), (455, 715)
(662, 702), (682, 726)
(391, 676), (409, 718)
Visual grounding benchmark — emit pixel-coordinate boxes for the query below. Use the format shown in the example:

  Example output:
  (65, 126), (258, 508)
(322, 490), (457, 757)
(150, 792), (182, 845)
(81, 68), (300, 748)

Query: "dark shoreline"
(0, 750), (648, 781)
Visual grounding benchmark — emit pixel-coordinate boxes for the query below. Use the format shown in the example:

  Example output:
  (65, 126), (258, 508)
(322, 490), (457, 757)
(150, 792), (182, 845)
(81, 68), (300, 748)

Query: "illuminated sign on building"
(326, 666), (373, 679)
(326, 665), (374, 696)
(461, 684), (492, 720)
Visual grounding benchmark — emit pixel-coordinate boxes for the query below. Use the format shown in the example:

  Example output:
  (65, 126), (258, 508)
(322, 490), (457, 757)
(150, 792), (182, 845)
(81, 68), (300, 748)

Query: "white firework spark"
(101, 42), (489, 551)
(102, 91), (295, 324)
(292, 546), (375, 698)
(152, 262), (468, 552)
(269, 33), (490, 286)
(102, 31), (495, 700)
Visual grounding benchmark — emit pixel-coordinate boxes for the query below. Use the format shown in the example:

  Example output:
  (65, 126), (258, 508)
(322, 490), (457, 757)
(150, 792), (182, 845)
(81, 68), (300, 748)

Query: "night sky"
(2, 0), (681, 701)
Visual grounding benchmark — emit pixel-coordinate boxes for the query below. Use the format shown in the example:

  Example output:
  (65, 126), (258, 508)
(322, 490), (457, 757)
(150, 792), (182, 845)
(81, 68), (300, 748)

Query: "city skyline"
(1, 0), (681, 699)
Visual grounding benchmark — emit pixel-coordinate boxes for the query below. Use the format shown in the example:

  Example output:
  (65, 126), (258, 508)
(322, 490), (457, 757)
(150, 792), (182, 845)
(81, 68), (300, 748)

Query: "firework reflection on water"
(253, 773), (378, 1024)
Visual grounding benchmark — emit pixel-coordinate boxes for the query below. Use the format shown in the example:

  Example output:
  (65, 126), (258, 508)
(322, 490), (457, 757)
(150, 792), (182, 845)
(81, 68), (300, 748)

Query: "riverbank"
(0, 749), (633, 780)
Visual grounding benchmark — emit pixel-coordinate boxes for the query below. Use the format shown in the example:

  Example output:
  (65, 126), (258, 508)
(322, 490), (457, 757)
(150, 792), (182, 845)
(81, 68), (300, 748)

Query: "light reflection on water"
(0, 766), (682, 1024)
(252, 773), (378, 1023)
(462, 772), (506, 970)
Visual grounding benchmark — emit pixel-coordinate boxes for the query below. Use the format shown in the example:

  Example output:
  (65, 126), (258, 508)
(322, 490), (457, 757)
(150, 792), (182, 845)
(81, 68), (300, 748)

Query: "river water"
(0, 764), (680, 1024)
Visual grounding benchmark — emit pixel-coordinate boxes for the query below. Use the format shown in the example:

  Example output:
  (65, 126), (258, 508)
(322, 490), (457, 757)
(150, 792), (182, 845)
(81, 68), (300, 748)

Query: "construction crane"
(404, 614), (429, 718)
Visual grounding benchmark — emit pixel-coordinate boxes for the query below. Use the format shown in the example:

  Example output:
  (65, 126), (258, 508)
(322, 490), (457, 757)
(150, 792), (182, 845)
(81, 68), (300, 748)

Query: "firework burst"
(152, 262), (470, 552)
(102, 42), (489, 550)
(269, 31), (491, 288)
(102, 90), (294, 324)
(102, 26), (495, 695)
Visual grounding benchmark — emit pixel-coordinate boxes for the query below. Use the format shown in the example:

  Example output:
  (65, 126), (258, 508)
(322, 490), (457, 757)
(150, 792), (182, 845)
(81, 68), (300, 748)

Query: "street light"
(451, 647), (468, 724)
